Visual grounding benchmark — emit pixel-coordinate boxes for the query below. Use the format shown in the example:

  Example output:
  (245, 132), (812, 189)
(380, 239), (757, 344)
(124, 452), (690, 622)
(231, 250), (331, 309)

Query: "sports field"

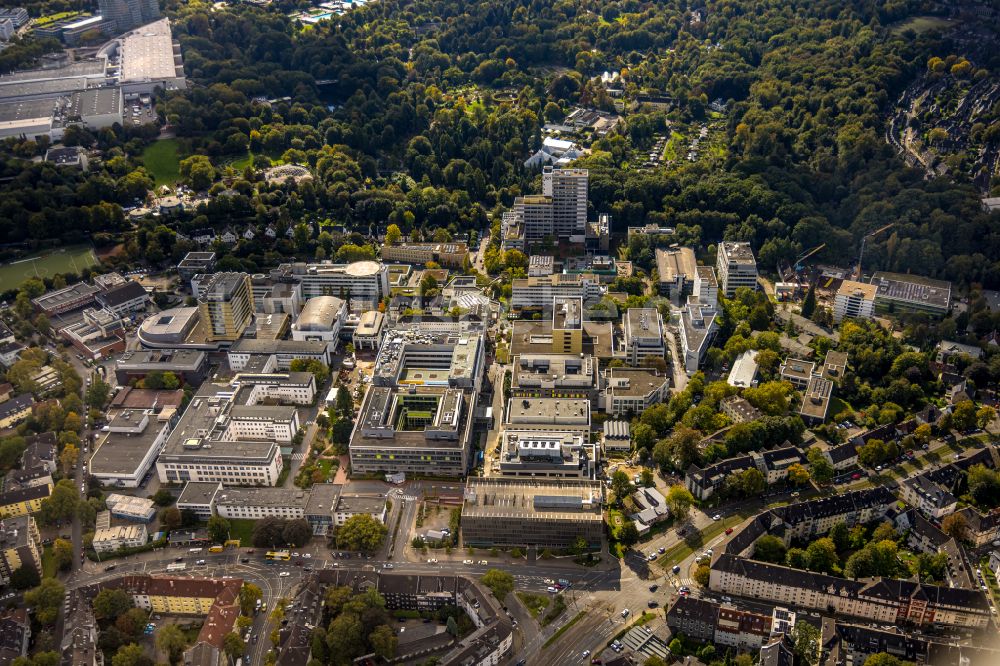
(0, 245), (99, 293)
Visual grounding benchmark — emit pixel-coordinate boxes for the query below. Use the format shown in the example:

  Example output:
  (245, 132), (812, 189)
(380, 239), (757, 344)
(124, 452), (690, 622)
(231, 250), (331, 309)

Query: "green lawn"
(41, 545), (58, 578)
(227, 519), (255, 546)
(516, 591), (550, 618)
(142, 139), (182, 186)
(0, 244), (99, 292)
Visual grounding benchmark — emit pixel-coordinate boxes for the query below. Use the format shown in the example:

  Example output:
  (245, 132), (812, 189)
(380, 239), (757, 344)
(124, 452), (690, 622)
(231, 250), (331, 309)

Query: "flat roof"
(800, 376), (833, 420)
(32, 282), (100, 309)
(176, 481), (222, 507)
(120, 19), (181, 83)
(0, 97), (56, 122)
(463, 477), (603, 521)
(90, 421), (165, 476)
(606, 368), (668, 398)
(720, 241), (757, 265)
(655, 247), (697, 282)
(837, 280), (877, 300)
(216, 487), (310, 509)
(870, 271), (951, 309)
(506, 397), (589, 423)
(69, 87), (121, 118)
(336, 494), (385, 515)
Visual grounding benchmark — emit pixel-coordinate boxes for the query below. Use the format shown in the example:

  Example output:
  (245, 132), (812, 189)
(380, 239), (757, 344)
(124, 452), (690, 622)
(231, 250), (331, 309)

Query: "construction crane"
(794, 244), (826, 272)
(855, 223), (895, 280)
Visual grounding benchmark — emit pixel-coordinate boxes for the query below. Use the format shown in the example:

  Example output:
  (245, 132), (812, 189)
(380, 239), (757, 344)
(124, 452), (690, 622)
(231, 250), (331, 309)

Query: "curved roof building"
(293, 296), (346, 333)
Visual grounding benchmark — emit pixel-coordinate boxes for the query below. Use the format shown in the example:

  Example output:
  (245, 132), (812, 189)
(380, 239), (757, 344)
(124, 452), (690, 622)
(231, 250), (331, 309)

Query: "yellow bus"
(208, 545), (224, 553)
(265, 550), (290, 561)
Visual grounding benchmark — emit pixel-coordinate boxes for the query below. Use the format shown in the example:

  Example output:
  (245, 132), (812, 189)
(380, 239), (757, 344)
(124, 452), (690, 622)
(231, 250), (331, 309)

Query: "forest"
(0, 0), (998, 287)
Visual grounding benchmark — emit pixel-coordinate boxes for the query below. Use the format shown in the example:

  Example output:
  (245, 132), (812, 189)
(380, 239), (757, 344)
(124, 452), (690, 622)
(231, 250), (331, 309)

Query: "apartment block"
(833, 280), (877, 322)
(197, 272), (255, 342)
(717, 241), (758, 298)
(542, 166), (588, 236)
(0, 516), (41, 585)
(710, 554), (990, 629)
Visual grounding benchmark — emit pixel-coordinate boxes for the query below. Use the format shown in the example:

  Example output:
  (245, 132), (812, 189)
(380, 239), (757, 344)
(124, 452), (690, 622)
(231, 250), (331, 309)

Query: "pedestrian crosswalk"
(290, 453), (306, 462)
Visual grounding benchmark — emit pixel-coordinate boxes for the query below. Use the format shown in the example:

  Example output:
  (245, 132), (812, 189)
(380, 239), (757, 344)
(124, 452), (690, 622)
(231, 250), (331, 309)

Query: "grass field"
(0, 245), (98, 293)
(142, 138), (182, 186)
(890, 15), (951, 35)
(227, 519), (256, 546)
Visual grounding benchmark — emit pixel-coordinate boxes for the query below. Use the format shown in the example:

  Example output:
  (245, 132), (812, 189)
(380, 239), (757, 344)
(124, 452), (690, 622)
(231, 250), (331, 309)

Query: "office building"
(551, 297), (583, 354)
(833, 280), (877, 322)
(694, 265), (719, 308)
(89, 408), (170, 488)
(271, 260), (389, 307)
(290, 295), (346, 350)
(155, 375), (312, 486)
(623, 308), (665, 365)
(678, 297), (718, 374)
(601, 367), (670, 417)
(779, 358), (815, 389)
(352, 310), (385, 351)
(461, 477), (603, 549)
(105, 494), (157, 522)
(496, 431), (595, 479)
(31, 282), (100, 315)
(381, 242), (469, 268)
(717, 241), (758, 298)
(510, 273), (605, 310)
(373, 329), (484, 392)
(115, 349), (209, 385)
(0, 516), (41, 585)
(92, 524), (148, 553)
(869, 272), (951, 317)
(227, 338), (330, 371)
(728, 349), (759, 388)
(350, 385), (474, 477)
(799, 375), (834, 425)
(655, 246), (698, 298)
(510, 353), (599, 403)
(197, 272), (254, 342)
(175, 481), (222, 521)
(505, 397), (591, 436)
(98, 0), (159, 34)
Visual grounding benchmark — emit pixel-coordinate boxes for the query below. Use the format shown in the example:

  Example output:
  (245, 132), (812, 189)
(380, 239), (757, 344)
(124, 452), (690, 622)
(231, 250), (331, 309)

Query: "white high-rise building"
(542, 166), (588, 236)
(717, 242), (758, 298)
(833, 280), (877, 322)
